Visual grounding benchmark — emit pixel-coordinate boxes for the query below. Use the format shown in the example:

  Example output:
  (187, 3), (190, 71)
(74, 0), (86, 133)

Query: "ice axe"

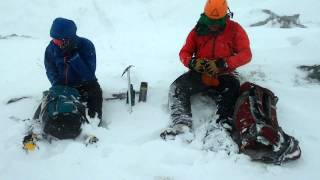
(104, 66), (148, 112)
(122, 65), (134, 113)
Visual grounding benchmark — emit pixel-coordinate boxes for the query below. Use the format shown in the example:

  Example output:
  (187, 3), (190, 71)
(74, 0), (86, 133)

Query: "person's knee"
(83, 82), (103, 118)
(220, 76), (240, 93)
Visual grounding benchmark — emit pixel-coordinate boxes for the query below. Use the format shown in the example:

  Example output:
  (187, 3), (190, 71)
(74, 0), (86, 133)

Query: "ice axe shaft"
(122, 65), (134, 113)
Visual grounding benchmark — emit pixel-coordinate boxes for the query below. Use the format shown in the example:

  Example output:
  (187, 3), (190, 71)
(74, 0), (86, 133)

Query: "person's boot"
(243, 128), (301, 164)
(271, 129), (301, 164)
(203, 119), (238, 153)
(215, 98), (235, 132)
(216, 115), (233, 132)
(84, 135), (99, 146)
(23, 133), (39, 152)
(160, 123), (191, 140)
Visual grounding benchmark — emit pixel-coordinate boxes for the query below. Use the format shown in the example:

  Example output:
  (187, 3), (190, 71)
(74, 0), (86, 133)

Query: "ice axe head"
(121, 65), (134, 77)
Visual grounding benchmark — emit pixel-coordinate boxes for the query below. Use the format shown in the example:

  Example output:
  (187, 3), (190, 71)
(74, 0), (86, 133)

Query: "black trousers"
(169, 71), (240, 128)
(74, 81), (103, 119)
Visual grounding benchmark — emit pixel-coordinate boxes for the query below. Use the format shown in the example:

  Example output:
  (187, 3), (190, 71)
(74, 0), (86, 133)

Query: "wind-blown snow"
(0, 0), (319, 179)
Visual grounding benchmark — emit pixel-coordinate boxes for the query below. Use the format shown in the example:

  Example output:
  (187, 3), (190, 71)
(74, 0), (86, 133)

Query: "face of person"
(53, 38), (64, 48)
(208, 24), (222, 32)
(52, 38), (71, 49)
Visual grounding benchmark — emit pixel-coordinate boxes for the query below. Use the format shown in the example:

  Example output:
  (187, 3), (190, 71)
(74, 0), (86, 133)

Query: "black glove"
(60, 39), (78, 56)
(87, 84), (103, 119)
(204, 60), (219, 76)
(215, 59), (228, 69)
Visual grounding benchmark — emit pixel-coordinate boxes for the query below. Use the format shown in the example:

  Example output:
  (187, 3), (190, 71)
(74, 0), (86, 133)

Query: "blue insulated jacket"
(45, 18), (97, 86)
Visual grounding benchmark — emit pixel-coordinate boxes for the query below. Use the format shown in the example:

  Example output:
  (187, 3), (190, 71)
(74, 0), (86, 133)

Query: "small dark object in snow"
(250, 9), (306, 28)
(6, 96), (32, 104)
(84, 135), (99, 146)
(138, 82), (148, 102)
(9, 116), (31, 122)
(105, 91), (139, 101)
(0, 34), (32, 39)
(298, 65), (320, 82)
(105, 82), (148, 103)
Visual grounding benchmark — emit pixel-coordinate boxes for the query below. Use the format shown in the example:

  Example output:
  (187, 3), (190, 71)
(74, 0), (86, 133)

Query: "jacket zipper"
(212, 36), (217, 58)
(212, 36), (219, 78)
(64, 57), (68, 85)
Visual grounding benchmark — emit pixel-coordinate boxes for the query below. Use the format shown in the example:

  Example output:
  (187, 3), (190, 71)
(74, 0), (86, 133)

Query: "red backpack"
(232, 82), (301, 164)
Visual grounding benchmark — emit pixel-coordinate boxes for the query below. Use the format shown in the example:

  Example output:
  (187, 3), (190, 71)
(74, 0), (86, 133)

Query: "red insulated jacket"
(179, 19), (252, 74)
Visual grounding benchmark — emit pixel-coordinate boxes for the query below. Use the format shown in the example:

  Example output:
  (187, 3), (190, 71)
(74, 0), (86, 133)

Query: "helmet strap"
(227, 7), (234, 18)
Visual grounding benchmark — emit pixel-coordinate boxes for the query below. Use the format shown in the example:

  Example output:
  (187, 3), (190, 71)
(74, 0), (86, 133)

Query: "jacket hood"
(50, 18), (77, 39)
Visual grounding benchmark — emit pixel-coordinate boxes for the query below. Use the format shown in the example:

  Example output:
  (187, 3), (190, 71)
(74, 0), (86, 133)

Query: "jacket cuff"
(188, 57), (196, 69)
(215, 58), (228, 69)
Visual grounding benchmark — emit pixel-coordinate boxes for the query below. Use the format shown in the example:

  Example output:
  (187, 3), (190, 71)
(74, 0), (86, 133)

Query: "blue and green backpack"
(37, 85), (87, 139)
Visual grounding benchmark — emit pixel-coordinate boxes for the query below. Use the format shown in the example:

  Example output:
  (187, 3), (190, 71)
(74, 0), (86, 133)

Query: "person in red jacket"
(161, 0), (252, 139)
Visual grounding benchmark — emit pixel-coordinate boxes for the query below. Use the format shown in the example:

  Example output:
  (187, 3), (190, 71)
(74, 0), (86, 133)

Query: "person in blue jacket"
(44, 17), (103, 120)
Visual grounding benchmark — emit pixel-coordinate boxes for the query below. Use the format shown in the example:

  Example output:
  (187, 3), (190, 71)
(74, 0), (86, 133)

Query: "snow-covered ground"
(1, 0), (320, 179)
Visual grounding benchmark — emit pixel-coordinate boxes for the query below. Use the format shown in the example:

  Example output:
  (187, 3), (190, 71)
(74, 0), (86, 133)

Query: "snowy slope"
(0, 0), (320, 179)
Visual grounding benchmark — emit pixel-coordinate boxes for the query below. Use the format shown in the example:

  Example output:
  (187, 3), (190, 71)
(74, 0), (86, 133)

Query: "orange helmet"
(204, 0), (228, 19)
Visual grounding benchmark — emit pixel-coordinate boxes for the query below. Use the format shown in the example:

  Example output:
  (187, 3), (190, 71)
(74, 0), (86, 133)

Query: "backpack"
(232, 82), (301, 164)
(35, 85), (87, 139)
